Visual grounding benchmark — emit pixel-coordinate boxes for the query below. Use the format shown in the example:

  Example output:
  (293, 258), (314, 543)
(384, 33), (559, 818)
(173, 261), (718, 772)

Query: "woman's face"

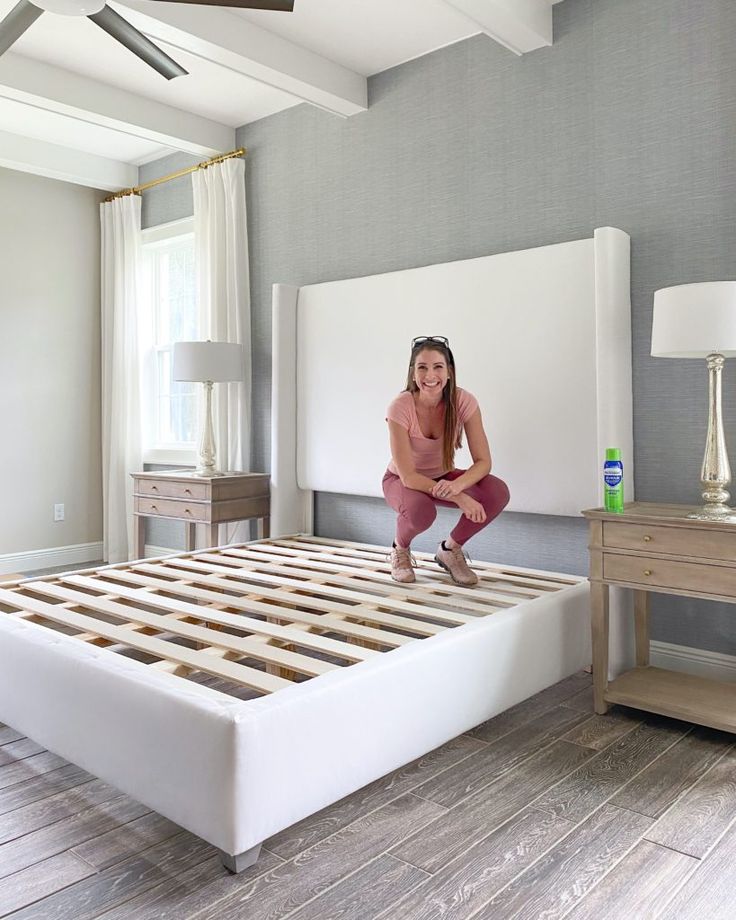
(413, 348), (450, 397)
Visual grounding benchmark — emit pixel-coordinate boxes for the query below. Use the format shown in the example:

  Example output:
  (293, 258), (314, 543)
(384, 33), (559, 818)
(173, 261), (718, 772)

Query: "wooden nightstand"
(583, 501), (736, 733)
(132, 470), (270, 559)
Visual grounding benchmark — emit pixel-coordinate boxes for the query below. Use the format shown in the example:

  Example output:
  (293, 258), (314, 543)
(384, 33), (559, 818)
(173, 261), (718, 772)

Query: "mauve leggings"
(382, 468), (510, 548)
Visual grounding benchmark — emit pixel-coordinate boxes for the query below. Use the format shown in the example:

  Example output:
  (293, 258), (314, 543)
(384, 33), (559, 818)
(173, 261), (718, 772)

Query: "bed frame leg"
(220, 844), (262, 874)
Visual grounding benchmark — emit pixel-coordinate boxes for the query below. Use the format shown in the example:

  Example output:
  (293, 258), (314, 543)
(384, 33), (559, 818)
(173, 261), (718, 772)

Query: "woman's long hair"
(405, 339), (462, 471)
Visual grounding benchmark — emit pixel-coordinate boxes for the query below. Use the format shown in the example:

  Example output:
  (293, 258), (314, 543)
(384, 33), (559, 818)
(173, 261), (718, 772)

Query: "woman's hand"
(456, 493), (487, 523)
(432, 478), (463, 500)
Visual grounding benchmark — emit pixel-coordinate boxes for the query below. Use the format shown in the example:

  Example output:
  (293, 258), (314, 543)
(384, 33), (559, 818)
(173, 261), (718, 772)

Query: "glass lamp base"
(195, 466), (225, 477)
(687, 506), (736, 524)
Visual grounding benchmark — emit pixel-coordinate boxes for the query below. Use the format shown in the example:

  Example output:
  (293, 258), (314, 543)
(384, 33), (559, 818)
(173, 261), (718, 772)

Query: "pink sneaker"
(390, 545), (415, 583)
(435, 542), (478, 586)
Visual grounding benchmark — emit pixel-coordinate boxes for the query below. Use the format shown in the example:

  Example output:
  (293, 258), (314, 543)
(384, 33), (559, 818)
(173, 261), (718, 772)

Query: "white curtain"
(193, 158), (251, 542)
(100, 195), (142, 563)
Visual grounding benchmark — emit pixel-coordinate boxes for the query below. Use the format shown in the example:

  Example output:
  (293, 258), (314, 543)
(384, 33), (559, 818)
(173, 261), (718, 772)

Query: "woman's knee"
(477, 475), (510, 513)
(402, 494), (437, 532)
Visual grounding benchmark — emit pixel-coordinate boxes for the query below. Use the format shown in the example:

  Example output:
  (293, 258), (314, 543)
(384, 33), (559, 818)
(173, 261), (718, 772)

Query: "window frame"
(140, 216), (198, 467)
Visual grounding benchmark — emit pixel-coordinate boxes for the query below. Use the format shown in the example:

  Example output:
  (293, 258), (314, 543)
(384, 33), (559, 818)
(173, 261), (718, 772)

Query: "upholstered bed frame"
(0, 228), (633, 872)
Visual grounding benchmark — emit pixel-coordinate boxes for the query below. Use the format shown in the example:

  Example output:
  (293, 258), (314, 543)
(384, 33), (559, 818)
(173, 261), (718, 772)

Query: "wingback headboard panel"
(271, 228), (632, 536)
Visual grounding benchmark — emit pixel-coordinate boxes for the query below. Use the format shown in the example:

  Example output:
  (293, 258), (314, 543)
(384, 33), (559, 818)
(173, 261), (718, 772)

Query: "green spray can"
(603, 448), (624, 513)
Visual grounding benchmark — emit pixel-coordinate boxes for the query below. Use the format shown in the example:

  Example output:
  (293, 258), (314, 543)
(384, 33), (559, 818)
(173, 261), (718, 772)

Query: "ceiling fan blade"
(89, 5), (187, 80)
(156, 0), (293, 9)
(0, 0), (43, 56)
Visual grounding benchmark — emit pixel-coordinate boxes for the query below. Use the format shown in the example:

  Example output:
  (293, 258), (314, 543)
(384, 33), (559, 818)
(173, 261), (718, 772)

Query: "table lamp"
(651, 281), (736, 522)
(173, 340), (243, 475)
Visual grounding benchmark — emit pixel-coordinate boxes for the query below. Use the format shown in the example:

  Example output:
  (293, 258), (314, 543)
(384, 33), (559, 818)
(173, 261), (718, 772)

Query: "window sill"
(143, 448), (197, 467)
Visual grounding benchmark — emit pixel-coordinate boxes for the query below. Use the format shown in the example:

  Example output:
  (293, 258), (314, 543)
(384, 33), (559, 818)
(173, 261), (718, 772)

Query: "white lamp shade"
(652, 281), (736, 358)
(173, 341), (244, 382)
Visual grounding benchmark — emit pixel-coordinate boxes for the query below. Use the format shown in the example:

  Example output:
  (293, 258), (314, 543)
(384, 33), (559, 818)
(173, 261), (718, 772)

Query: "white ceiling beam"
(0, 52), (234, 155)
(113, 0), (367, 118)
(443, 0), (553, 55)
(0, 129), (137, 190)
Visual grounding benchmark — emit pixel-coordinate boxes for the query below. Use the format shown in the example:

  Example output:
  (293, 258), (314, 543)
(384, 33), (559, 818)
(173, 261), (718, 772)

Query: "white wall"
(0, 167), (103, 557)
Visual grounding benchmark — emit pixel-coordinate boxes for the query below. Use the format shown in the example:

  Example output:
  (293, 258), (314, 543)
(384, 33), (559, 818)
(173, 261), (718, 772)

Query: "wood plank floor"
(2, 670), (736, 919)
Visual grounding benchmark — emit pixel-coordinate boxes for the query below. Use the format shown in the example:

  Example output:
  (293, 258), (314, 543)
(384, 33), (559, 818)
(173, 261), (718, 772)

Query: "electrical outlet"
(54, 503), (65, 522)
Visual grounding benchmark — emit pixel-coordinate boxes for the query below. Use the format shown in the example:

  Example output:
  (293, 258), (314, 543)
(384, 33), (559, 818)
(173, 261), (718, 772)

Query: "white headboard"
(271, 228), (633, 537)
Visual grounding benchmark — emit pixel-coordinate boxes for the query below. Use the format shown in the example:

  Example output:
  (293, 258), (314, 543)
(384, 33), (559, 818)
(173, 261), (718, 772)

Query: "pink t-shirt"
(386, 388), (479, 478)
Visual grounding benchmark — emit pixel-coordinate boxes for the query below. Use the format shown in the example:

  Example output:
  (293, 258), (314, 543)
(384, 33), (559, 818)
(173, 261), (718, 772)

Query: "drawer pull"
(184, 508), (192, 516)
(150, 505), (158, 512)
(151, 485), (159, 492)
(185, 488), (192, 495)
(643, 569), (652, 577)
(643, 535), (652, 542)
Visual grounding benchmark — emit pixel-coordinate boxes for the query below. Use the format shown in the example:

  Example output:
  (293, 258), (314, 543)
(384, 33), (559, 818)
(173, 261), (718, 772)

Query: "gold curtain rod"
(104, 147), (247, 203)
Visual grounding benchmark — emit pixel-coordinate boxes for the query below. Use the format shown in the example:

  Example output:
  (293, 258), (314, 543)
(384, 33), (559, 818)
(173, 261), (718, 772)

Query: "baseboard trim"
(144, 544), (180, 558)
(0, 541), (104, 575)
(650, 640), (736, 682)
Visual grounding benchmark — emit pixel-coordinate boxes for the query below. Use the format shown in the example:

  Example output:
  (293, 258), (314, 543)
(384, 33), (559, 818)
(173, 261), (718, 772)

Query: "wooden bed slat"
(131, 561), (451, 637)
(217, 544), (535, 611)
(96, 563), (424, 638)
(0, 586), (291, 694)
(25, 582), (337, 678)
(241, 542), (537, 602)
(286, 536), (580, 589)
(61, 573), (409, 650)
(155, 557), (474, 627)
(194, 549), (507, 613)
(265, 539), (544, 599)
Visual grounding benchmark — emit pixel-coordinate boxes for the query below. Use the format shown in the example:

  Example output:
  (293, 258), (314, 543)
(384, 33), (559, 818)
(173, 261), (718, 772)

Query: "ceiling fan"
(0, 0), (294, 80)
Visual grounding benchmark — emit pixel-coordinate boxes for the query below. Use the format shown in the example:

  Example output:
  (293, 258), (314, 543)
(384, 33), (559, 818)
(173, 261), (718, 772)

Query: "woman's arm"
(432, 408), (492, 498)
(390, 416), (488, 522)
(388, 421), (442, 494)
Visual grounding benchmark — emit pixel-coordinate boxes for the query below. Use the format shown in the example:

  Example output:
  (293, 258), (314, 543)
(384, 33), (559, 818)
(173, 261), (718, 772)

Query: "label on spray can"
(604, 463), (623, 488)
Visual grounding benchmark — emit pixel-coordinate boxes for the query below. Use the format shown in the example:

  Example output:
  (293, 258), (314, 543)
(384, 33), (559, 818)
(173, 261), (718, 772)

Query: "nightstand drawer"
(603, 521), (736, 562)
(135, 496), (208, 521)
(603, 552), (736, 596)
(136, 479), (209, 501)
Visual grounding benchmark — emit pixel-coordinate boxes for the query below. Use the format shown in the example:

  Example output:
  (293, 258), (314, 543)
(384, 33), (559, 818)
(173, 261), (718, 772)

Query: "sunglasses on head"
(411, 336), (450, 349)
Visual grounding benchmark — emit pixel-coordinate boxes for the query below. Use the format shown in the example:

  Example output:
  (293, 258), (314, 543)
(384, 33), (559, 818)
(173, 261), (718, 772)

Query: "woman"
(383, 335), (510, 586)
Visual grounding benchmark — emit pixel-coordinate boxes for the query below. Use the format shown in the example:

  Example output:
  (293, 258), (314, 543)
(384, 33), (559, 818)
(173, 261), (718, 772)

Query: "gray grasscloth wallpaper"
(141, 0), (736, 655)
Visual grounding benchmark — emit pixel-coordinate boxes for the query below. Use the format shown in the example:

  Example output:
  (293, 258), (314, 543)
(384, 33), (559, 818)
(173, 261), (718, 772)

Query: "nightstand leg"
(257, 516), (270, 540)
(206, 523), (220, 548)
(185, 522), (196, 553)
(634, 590), (650, 667)
(591, 581), (610, 714)
(135, 515), (146, 560)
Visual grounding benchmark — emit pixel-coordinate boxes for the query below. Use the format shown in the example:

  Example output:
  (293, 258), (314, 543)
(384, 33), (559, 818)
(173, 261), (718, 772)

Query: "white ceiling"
(0, 0), (563, 189)
(233, 0), (484, 77)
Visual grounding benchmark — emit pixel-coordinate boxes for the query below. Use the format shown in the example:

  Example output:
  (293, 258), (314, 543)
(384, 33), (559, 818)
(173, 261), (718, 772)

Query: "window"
(140, 218), (199, 464)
